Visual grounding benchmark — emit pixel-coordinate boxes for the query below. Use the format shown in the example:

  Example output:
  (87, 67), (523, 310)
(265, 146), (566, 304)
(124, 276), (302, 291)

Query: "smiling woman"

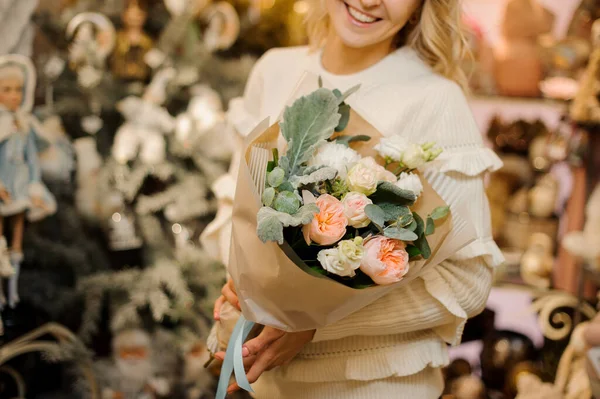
(206, 0), (503, 397)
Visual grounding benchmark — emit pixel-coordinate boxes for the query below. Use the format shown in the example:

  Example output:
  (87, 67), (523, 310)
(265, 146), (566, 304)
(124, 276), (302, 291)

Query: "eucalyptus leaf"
(370, 181), (417, 206)
(414, 235), (431, 259)
(384, 227), (418, 241)
(336, 84), (361, 105)
(267, 167), (285, 188)
(273, 191), (301, 214)
(425, 216), (435, 236)
(379, 204), (410, 222)
(365, 204), (386, 228)
(333, 88), (342, 98)
(406, 245), (421, 258)
(430, 206), (450, 221)
(257, 204), (319, 244)
(280, 89), (341, 176)
(413, 213), (425, 237)
(335, 103), (351, 132)
(290, 166), (338, 187)
(334, 135), (372, 147)
(407, 219), (418, 232)
(398, 213), (414, 228)
(262, 187), (276, 207)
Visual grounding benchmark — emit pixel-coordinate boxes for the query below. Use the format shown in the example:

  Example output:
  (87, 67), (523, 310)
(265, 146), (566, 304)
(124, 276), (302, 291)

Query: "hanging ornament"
(105, 192), (143, 251)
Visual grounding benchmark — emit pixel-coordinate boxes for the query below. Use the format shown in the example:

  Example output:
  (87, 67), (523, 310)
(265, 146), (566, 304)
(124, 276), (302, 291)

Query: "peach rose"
(342, 192), (373, 228)
(360, 236), (410, 285)
(303, 194), (348, 246)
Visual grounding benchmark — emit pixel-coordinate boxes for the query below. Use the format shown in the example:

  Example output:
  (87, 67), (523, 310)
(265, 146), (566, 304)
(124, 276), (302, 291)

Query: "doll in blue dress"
(0, 55), (56, 329)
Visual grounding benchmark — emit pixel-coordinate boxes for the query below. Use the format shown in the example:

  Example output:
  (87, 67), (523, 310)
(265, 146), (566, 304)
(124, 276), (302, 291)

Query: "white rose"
(309, 142), (361, 179)
(395, 172), (423, 197)
(342, 192), (373, 228)
(402, 144), (428, 170)
(374, 136), (410, 161)
(358, 157), (396, 183)
(317, 247), (359, 277)
(338, 237), (365, 269)
(346, 159), (379, 195)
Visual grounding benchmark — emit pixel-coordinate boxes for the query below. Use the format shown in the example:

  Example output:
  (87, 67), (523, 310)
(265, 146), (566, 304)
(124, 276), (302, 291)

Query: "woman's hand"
(213, 279), (241, 320)
(0, 188), (10, 204)
(215, 326), (315, 394)
(31, 196), (49, 211)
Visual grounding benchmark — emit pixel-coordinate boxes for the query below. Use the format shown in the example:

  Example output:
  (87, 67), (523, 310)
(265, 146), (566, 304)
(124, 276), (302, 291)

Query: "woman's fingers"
(243, 327), (284, 358)
(221, 283), (240, 310)
(213, 295), (226, 320)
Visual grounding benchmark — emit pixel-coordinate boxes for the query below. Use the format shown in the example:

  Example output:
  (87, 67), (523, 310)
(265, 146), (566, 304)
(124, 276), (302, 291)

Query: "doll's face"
(123, 4), (147, 30)
(325, 0), (421, 49)
(0, 77), (24, 112)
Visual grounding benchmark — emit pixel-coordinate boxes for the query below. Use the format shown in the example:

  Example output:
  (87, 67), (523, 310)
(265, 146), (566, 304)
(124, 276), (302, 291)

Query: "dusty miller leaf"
(280, 88), (341, 176)
(290, 166), (337, 187)
(370, 182), (417, 206)
(257, 204), (319, 244)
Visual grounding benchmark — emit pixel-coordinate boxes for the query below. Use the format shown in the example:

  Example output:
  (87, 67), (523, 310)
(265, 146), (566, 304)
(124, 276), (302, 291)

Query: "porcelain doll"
(0, 55), (56, 319)
(110, 0), (154, 82)
(66, 12), (116, 89)
(111, 67), (176, 165)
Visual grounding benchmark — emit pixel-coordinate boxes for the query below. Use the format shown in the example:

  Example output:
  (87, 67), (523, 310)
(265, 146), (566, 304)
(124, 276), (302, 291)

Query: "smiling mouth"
(344, 2), (381, 24)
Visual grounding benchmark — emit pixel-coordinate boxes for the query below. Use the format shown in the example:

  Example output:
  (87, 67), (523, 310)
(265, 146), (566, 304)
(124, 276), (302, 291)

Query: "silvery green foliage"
(267, 167), (285, 188)
(257, 204), (319, 244)
(279, 88), (341, 177)
(290, 166), (337, 188)
(273, 191), (300, 214)
(262, 187), (276, 207)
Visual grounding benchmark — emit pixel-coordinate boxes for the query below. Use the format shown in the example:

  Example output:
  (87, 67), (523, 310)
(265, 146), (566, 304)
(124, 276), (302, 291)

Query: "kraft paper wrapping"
(219, 72), (477, 333)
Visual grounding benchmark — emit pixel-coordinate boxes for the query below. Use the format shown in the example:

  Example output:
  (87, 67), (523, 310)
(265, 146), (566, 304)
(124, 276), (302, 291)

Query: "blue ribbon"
(216, 314), (256, 399)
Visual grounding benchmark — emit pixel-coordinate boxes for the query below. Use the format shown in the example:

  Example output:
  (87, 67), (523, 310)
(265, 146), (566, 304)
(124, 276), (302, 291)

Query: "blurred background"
(0, 0), (600, 398)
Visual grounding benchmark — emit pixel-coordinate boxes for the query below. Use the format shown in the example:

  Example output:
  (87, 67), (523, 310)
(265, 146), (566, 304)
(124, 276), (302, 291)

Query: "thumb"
(243, 327), (284, 357)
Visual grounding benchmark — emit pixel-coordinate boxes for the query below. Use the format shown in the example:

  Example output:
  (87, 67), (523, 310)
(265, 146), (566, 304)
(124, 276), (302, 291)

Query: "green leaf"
(425, 216), (435, 236)
(267, 160), (276, 173)
(290, 166), (338, 187)
(333, 135), (371, 147)
(365, 204), (386, 228)
(384, 227), (418, 241)
(335, 103), (351, 132)
(273, 191), (301, 214)
(272, 148), (279, 166)
(379, 204), (411, 222)
(318, 76), (323, 88)
(415, 235), (431, 259)
(280, 89), (341, 176)
(336, 84), (361, 105)
(413, 213), (425, 237)
(370, 182), (417, 206)
(406, 245), (421, 258)
(278, 181), (295, 192)
(257, 204), (319, 244)
(398, 213), (414, 228)
(407, 219), (418, 231)
(262, 187), (276, 207)
(267, 167), (285, 188)
(412, 213), (431, 258)
(333, 88), (342, 98)
(430, 206), (450, 221)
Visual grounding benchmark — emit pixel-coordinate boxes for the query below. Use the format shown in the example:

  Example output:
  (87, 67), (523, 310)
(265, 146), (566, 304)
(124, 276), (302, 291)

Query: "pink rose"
(359, 157), (397, 183)
(360, 236), (410, 285)
(303, 194), (348, 246)
(342, 192), (373, 228)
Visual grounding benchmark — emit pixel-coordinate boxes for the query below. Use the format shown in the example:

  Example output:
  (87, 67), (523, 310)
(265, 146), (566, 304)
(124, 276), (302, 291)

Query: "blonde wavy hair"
(305, 0), (469, 90)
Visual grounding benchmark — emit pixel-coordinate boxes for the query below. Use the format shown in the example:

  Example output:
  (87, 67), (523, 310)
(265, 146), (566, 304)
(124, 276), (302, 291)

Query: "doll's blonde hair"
(0, 64), (25, 83)
(305, 0), (469, 90)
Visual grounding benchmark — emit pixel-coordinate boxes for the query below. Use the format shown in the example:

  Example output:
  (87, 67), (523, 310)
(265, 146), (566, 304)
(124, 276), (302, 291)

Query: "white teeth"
(347, 5), (377, 23)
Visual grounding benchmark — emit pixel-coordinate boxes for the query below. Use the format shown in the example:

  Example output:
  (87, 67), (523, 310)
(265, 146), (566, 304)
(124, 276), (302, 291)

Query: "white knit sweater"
(201, 46), (504, 383)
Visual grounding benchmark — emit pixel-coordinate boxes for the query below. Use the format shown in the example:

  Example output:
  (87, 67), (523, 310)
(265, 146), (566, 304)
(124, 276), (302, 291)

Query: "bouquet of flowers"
(257, 85), (449, 289)
(216, 72), (475, 334)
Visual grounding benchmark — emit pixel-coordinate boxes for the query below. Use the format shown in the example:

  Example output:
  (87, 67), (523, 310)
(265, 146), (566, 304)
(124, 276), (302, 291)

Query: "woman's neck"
(320, 29), (395, 75)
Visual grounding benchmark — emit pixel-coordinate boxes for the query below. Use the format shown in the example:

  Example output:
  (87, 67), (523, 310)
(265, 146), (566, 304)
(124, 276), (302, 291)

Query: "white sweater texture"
(202, 45), (505, 384)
